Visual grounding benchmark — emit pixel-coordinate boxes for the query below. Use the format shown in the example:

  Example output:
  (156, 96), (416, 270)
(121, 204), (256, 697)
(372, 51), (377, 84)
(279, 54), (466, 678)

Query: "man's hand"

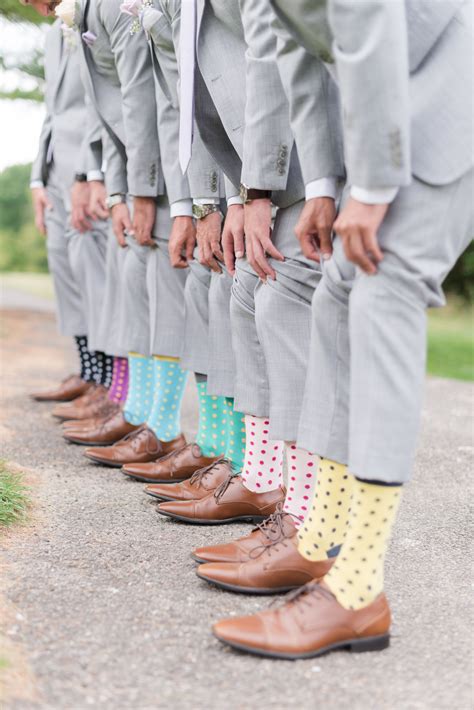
(133, 196), (156, 246)
(88, 181), (109, 221)
(169, 216), (196, 268)
(222, 204), (245, 275)
(196, 211), (223, 273)
(294, 197), (336, 263)
(244, 198), (283, 281)
(111, 202), (132, 247)
(31, 187), (52, 236)
(334, 198), (388, 275)
(71, 180), (92, 233)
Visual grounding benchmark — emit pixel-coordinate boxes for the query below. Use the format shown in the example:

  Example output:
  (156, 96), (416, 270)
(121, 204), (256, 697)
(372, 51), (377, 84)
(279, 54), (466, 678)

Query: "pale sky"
(0, 18), (47, 171)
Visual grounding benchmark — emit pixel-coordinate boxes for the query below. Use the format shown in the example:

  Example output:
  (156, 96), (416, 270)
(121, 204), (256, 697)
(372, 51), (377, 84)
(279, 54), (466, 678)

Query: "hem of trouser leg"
(63, 326), (89, 338)
(150, 342), (184, 360)
(207, 377), (235, 398)
(179, 354), (209, 375)
(119, 339), (150, 357)
(348, 455), (411, 484)
(297, 426), (349, 465)
(105, 344), (128, 358)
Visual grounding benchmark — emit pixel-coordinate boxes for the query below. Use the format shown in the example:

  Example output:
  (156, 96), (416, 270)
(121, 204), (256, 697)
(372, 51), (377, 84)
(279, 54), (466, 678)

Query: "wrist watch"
(192, 203), (220, 220)
(105, 193), (127, 209)
(239, 184), (272, 204)
(74, 173), (88, 183)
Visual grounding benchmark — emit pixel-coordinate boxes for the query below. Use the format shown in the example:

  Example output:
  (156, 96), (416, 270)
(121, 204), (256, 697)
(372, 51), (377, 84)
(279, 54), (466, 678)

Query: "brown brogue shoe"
(144, 459), (231, 501)
(31, 375), (92, 402)
(192, 505), (297, 564)
(213, 582), (391, 659)
(156, 475), (285, 525)
(84, 427), (186, 467)
(123, 443), (220, 483)
(197, 536), (333, 594)
(52, 385), (111, 421)
(63, 410), (140, 446)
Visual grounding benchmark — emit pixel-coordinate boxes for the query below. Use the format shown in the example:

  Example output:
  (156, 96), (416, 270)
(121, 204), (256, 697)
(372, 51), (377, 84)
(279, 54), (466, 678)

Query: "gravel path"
(0, 307), (472, 710)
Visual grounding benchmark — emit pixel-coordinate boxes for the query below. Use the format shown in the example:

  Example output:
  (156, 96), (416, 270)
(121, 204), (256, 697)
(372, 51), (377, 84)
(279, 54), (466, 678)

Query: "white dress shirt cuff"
(227, 196), (243, 207)
(87, 170), (104, 182)
(350, 185), (399, 204)
(305, 177), (338, 201)
(170, 198), (193, 218)
(193, 197), (220, 206)
(30, 180), (44, 189)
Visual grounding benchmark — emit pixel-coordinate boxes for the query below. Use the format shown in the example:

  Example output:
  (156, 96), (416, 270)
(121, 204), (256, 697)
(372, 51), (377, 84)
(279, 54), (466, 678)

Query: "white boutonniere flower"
(61, 22), (78, 50)
(55, 0), (80, 29)
(120, 0), (153, 36)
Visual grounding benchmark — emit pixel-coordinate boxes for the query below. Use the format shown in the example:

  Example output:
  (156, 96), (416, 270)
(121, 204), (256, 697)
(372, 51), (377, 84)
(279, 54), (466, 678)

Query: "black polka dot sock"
(324, 478), (403, 610)
(95, 351), (114, 388)
(75, 336), (96, 383)
(298, 458), (354, 561)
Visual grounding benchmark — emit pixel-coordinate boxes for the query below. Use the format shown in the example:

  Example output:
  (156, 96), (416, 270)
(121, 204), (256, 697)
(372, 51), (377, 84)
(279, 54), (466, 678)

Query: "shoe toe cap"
(213, 614), (266, 650)
(197, 562), (240, 586)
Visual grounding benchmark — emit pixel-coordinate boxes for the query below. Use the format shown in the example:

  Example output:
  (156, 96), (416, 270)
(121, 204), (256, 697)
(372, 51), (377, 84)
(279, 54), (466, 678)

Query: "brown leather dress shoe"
(197, 536), (333, 594)
(157, 475), (285, 525)
(123, 444), (221, 483)
(192, 505), (297, 563)
(52, 385), (109, 420)
(144, 459), (231, 501)
(213, 582), (391, 659)
(63, 410), (140, 446)
(31, 375), (92, 402)
(84, 426), (186, 467)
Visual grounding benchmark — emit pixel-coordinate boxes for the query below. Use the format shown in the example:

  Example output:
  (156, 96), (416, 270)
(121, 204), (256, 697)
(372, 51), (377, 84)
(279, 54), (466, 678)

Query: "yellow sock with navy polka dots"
(146, 356), (188, 442)
(123, 353), (154, 425)
(195, 381), (227, 457)
(223, 398), (246, 472)
(325, 478), (403, 610)
(298, 457), (354, 561)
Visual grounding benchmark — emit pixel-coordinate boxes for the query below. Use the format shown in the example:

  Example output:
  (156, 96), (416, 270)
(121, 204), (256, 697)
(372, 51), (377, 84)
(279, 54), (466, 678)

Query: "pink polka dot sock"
(241, 415), (284, 493)
(283, 445), (319, 527)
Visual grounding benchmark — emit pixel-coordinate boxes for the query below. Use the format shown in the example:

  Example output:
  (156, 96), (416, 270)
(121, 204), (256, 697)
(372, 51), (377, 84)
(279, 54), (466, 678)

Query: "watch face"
(239, 184), (248, 203)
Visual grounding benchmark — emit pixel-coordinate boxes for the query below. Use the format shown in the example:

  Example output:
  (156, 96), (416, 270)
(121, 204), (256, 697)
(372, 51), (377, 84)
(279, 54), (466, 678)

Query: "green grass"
(0, 272), (54, 300)
(427, 303), (473, 381)
(0, 463), (31, 528)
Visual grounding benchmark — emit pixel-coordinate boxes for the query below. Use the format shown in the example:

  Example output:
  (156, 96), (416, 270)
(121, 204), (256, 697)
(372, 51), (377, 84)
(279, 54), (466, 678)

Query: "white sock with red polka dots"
(283, 445), (319, 527)
(240, 415), (284, 492)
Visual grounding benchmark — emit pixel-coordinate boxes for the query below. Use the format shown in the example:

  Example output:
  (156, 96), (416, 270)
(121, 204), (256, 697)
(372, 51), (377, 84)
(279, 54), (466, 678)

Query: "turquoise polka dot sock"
(146, 356), (188, 442)
(223, 398), (246, 472)
(195, 380), (228, 457)
(123, 353), (155, 425)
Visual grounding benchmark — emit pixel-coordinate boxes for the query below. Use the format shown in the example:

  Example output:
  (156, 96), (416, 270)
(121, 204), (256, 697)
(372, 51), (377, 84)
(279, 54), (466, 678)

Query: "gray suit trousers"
(207, 269), (235, 398)
(181, 254), (211, 376)
(44, 168), (87, 338)
(97, 231), (128, 357)
(119, 235), (151, 356)
(231, 199), (322, 439)
(298, 169), (474, 483)
(68, 220), (109, 353)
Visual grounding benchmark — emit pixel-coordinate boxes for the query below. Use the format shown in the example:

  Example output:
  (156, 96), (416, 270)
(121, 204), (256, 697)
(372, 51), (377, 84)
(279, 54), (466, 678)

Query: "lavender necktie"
(178, 0), (197, 174)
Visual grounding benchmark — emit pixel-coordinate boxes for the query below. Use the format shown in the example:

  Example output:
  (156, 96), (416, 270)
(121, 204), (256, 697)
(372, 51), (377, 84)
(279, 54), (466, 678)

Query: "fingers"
(222, 230), (236, 275)
(298, 233), (320, 262)
(90, 201), (109, 221)
(362, 229), (384, 265)
(76, 207), (92, 233)
(343, 230), (377, 275)
(35, 211), (46, 236)
(114, 223), (127, 248)
(317, 226), (333, 261)
(210, 237), (224, 262)
(202, 239), (222, 273)
(260, 234), (284, 263)
(185, 235), (195, 263)
(246, 236), (273, 281)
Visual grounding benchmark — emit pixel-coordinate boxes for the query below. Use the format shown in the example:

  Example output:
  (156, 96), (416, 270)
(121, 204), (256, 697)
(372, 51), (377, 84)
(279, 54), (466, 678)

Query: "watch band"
(239, 184), (272, 204)
(106, 193), (127, 209)
(74, 173), (88, 183)
(192, 203), (220, 220)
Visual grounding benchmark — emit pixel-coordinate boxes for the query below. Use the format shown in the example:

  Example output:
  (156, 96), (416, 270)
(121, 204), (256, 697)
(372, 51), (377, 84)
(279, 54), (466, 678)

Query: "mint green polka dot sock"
(224, 397), (246, 472)
(146, 357), (188, 441)
(123, 353), (155, 425)
(195, 380), (227, 457)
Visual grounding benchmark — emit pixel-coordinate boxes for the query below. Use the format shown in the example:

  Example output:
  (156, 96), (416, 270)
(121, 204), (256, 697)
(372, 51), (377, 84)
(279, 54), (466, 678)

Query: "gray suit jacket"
(80, 0), (163, 197)
(271, 0), (473, 188)
(193, 0), (305, 208)
(146, 1), (228, 200)
(31, 20), (103, 186)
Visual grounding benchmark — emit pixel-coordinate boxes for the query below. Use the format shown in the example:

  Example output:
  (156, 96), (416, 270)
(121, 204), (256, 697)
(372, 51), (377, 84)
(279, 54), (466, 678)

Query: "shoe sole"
(63, 437), (114, 446)
(83, 454), (125, 468)
(123, 473), (187, 484)
(212, 632), (390, 660)
(190, 553), (209, 564)
(157, 509), (266, 525)
(197, 571), (298, 595)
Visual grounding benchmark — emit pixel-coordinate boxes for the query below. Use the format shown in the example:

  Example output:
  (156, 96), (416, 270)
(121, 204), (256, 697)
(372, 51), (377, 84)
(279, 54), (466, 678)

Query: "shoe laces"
(247, 507), (298, 560)
(189, 457), (227, 488)
(119, 425), (159, 453)
(213, 469), (241, 501)
(273, 581), (335, 611)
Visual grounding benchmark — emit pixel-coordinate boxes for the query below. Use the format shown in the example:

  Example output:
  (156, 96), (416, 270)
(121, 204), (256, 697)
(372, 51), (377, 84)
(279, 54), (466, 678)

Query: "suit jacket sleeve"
(328, 0), (411, 188)
(99, 0), (161, 197)
(271, 13), (345, 186)
(238, 0), (295, 191)
(103, 132), (129, 196)
(30, 110), (52, 184)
